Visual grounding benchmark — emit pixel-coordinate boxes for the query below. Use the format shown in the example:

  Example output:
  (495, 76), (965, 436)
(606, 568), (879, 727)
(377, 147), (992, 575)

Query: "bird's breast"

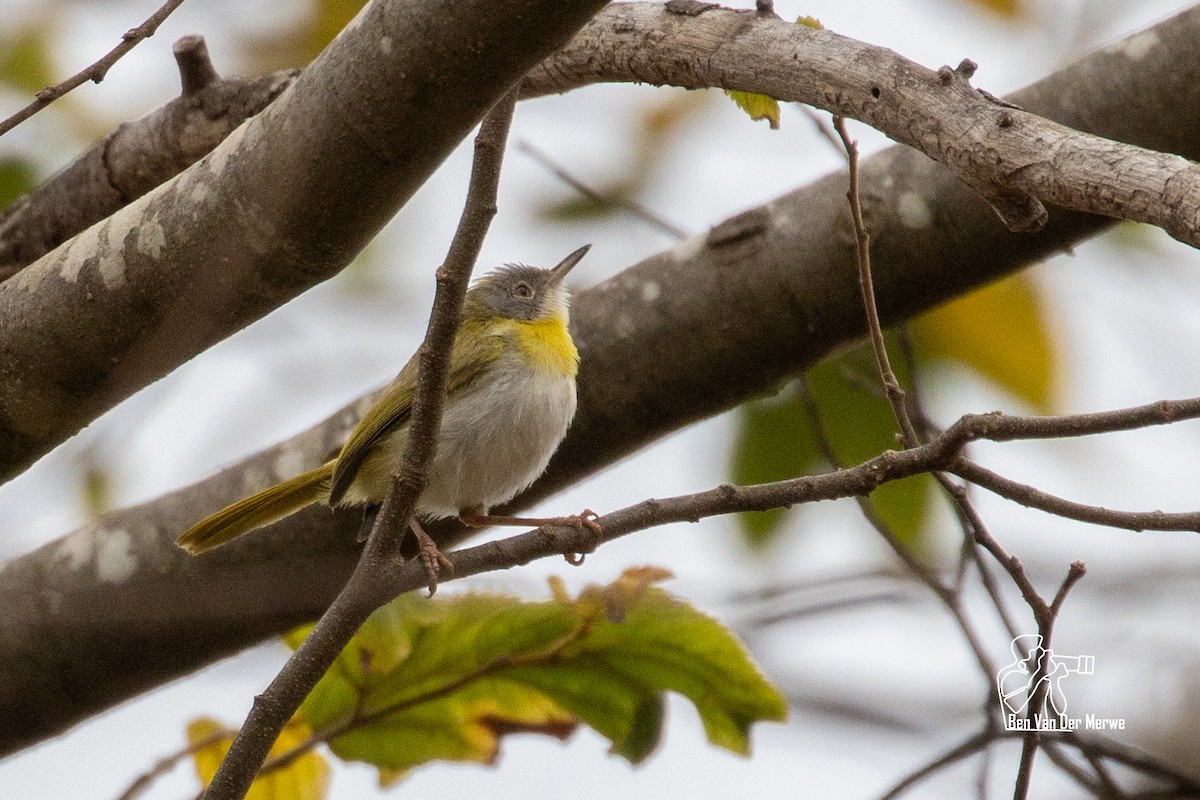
(418, 352), (577, 517)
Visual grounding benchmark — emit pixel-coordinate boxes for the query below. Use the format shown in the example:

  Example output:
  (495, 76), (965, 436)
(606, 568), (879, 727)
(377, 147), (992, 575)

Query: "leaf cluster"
(188, 568), (787, 796)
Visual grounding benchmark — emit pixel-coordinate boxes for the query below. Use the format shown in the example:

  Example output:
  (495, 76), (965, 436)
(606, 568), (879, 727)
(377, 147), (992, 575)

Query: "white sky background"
(2, 0), (1200, 797)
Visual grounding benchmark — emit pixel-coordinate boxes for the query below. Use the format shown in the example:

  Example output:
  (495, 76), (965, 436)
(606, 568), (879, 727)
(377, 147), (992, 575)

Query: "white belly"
(341, 356), (577, 518)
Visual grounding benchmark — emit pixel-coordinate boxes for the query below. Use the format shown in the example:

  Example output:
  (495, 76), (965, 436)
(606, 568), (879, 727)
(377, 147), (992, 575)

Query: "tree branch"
(0, 36), (298, 280)
(523, 2), (1200, 245)
(951, 459), (1200, 532)
(7, 7), (1200, 755)
(0, 0), (189, 138)
(0, 0), (607, 484)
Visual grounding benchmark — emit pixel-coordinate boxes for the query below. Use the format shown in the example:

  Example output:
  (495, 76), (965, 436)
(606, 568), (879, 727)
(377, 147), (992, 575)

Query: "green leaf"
(569, 585), (788, 755)
(730, 388), (809, 545)
(731, 338), (934, 550)
(724, 90), (781, 129)
(0, 158), (35, 211)
(0, 23), (55, 95)
(911, 273), (1056, 411)
(279, 569), (786, 782)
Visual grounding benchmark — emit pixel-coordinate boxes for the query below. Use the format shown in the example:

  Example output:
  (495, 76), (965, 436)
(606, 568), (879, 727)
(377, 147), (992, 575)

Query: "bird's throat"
(512, 315), (578, 377)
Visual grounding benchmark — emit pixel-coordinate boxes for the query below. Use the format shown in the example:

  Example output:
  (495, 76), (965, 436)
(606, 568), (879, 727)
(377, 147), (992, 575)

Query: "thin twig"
(1062, 731), (1200, 795)
(940, 479), (1023, 640)
(952, 458), (1200, 532)
(517, 139), (689, 239)
(1012, 561), (1087, 800)
(796, 376), (998, 679)
(832, 115), (922, 447)
(879, 728), (1008, 800)
(116, 727), (234, 800)
(799, 105), (845, 155)
(198, 88), (520, 800)
(1040, 739), (1123, 799)
(0, 0), (189, 139)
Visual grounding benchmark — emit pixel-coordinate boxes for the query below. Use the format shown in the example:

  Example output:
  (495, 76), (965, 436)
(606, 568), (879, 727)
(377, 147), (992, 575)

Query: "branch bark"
(0, 37), (298, 280)
(0, 0), (189, 138)
(523, 2), (1200, 244)
(0, 0), (607, 484)
(5, 2), (1200, 757)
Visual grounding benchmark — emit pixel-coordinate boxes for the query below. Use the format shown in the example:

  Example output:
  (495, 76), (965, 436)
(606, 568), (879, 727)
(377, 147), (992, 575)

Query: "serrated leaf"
(724, 90), (781, 129)
(731, 338), (934, 549)
(911, 272), (1056, 411)
(327, 677), (577, 771)
(566, 587), (788, 755)
(279, 570), (785, 782)
(187, 718), (329, 800)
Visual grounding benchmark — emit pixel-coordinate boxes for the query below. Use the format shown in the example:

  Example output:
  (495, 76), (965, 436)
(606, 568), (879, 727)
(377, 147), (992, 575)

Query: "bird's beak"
(547, 244), (591, 286)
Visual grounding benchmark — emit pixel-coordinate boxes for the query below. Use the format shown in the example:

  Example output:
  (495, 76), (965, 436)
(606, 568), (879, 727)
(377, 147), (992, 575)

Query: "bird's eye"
(513, 282), (533, 299)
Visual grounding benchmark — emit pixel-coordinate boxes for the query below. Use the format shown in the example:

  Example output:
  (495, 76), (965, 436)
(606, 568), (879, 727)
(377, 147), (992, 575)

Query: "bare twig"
(952, 459), (1200, 532)
(1012, 562), (1087, 800)
(117, 727), (233, 800)
(832, 116), (922, 447)
(1062, 731), (1200, 795)
(172, 35), (221, 96)
(796, 376), (998, 679)
(198, 88), (520, 800)
(0, 0), (189, 139)
(879, 728), (1009, 800)
(517, 139), (689, 239)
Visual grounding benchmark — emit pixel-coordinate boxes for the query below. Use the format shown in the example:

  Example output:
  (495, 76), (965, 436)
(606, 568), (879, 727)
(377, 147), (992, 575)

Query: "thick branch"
(6, 7), (1200, 755)
(0, 37), (298, 280)
(523, 2), (1200, 244)
(0, 0), (607, 483)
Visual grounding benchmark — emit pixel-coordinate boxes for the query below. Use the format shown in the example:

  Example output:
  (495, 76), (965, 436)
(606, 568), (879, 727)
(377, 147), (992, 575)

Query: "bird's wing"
(328, 326), (505, 505)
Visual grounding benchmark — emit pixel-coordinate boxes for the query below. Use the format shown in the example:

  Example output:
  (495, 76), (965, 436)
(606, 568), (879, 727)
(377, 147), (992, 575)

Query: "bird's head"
(468, 244), (591, 322)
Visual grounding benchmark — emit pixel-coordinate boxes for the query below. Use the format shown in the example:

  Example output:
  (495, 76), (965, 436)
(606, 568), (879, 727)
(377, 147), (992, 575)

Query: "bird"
(177, 244), (596, 580)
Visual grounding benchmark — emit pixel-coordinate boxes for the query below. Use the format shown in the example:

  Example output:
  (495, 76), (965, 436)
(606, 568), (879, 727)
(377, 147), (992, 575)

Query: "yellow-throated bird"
(177, 245), (593, 557)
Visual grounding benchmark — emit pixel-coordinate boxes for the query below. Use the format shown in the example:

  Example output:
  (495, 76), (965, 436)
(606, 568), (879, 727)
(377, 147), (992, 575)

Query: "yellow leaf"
(187, 717), (330, 800)
(795, 15), (824, 29)
(309, 0), (369, 56)
(912, 273), (1056, 411)
(965, 0), (1022, 17)
(575, 566), (674, 623)
(724, 90), (781, 129)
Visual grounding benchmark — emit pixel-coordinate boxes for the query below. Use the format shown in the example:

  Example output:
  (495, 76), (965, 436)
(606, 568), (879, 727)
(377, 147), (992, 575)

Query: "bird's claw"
(562, 509), (602, 566)
(406, 519), (454, 596)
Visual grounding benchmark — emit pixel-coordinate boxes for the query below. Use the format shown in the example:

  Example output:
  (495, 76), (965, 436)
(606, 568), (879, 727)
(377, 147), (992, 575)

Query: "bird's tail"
(176, 461), (335, 554)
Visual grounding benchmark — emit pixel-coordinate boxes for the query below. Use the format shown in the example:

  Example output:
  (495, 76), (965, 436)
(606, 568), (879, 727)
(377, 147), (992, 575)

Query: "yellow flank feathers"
(177, 462), (334, 554)
(509, 314), (578, 377)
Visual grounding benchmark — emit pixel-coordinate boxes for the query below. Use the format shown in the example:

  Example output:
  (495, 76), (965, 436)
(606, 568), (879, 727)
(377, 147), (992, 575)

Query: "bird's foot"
(407, 518), (454, 596)
(460, 509), (602, 564)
